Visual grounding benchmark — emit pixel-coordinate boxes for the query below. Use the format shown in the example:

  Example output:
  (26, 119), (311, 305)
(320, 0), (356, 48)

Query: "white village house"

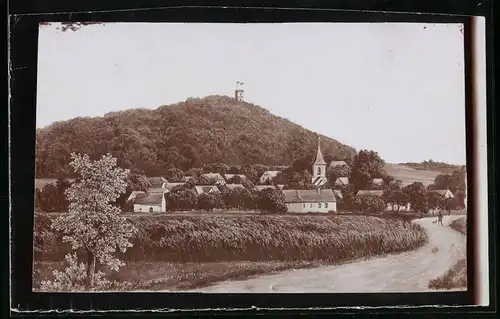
(201, 172), (226, 185)
(334, 177), (349, 187)
(133, 193), (167, 213)
(259, 170), (281, 184)
(429, 189), (455, 199)
(283, 189), (337, 213)
(194, 185), (221, 195)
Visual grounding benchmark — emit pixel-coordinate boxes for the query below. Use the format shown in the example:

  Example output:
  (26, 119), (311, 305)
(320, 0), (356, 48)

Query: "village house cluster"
(127, 137), (456, 214)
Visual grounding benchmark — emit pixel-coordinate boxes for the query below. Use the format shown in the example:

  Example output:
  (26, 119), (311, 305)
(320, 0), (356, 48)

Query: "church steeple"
(314, 136), (326, 165)
(311, 135), (327, 187)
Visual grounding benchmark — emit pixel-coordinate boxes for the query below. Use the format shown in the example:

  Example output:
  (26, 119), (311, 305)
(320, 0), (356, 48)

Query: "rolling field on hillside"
(385, 163), (441, 186)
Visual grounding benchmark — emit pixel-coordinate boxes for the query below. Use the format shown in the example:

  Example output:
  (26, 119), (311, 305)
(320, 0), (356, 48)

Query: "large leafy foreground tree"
(49, 153), (137, 289)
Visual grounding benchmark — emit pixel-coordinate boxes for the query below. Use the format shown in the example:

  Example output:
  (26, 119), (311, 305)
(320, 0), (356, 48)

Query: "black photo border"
(7, 1), (497, 315)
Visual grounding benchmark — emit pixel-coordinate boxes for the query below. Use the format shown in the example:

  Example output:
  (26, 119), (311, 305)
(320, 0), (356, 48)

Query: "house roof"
(254, 185), (277, 191)
(165, 182), (185, 190)
(430, 189), (454, 197)
(277, 184), (285, 190)
(224, 174), (247, 181)
(312, 176), (327, 187)
(313, 137), (327, 165)
(134, 193), (164, 205)
(356, 190), (384, 197)
(201, 173), (225, 181)
(283, 189), (336, 203)
(329, 161), (347, 168)
(226, 183), (244, 190)
(127, 190), (146, 201)
(194, 185), (220, 195)
(261, 171), (281, 178)
(333, 189), (343, 199)
(372, 178), (384, 185)
(335, 177), (349, 185)
(148, 176), (168, 188)
(148, 187), (168, 194)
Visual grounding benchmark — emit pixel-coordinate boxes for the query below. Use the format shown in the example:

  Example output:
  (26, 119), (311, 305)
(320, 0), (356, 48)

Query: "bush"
(40, 253), (111, 292)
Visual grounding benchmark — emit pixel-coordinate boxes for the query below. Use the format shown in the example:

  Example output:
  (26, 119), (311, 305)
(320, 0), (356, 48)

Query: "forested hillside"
(36, 95), (356, 178)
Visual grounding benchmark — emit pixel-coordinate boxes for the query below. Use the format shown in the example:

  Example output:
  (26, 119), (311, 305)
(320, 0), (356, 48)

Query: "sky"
(37, 22), (466, 165)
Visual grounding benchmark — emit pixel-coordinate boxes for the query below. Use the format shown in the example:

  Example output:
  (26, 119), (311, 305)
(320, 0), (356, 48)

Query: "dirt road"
(191, 216), (466, 293)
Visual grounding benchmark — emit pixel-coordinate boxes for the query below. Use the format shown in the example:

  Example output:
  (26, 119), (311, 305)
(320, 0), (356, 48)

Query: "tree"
(258, 188), (287, 213)
(164, 164), (184, 182)
(392, 190), (409, 212)
(50, 153), (137, 288)
(350, 150), (387, 190)
(454, 190), (466, 209)
(427, 192), (444, 216)
(38, 178), (71, 212)
(359, 196), (386, 213)
(326, 164), (351, 188)
(196, 193), (216, 211)
(403, 182), (428, 217)
(227, 175), (243, 184)
(115, 173), (151, 211)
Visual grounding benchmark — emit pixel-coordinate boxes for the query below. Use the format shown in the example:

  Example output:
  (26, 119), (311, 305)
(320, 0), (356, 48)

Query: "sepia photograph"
(33, 22), (469, 294)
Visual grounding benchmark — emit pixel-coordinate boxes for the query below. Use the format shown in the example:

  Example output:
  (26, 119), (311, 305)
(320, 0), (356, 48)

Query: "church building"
(311, 137), (328, 187)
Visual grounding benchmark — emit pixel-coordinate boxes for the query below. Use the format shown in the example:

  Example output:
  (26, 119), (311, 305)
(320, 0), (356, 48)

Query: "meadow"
(34, 214), (428, 291)
(384, 163), (441, 186)
(428, 216), (467, 290)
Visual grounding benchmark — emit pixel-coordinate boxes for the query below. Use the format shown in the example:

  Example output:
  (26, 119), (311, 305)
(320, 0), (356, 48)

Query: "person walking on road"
(437, 211), (444, 226)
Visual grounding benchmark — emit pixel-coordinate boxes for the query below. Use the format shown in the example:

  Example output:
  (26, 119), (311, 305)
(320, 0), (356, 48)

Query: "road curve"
(191, 215), (466, 293)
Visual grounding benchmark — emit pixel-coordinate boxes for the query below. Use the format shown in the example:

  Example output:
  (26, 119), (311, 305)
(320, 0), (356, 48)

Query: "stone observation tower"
(235, 81), (244, 101)
(311, 135), (327, 187)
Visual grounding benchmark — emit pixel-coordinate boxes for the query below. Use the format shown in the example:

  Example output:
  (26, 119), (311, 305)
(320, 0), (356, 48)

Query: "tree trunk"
(86, 250), (96, 288)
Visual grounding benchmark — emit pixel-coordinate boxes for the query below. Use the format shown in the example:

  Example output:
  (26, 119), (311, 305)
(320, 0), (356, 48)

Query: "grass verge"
(428, 217), (467, 290)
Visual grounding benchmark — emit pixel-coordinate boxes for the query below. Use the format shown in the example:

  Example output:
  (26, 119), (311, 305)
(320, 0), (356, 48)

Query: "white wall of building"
(286, 201), (336, 213)
(133, 204), (162, 213)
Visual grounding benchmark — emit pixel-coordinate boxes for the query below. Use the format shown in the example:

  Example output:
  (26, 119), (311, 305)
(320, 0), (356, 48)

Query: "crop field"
(385, 163), (441, 186)
(34, 214), (428, 291)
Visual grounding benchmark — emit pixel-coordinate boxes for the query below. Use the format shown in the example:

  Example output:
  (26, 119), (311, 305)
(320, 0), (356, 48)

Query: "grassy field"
(34, 214), (428, 291)
(428, 217), (467, 290)
(385, 163), (442, 186)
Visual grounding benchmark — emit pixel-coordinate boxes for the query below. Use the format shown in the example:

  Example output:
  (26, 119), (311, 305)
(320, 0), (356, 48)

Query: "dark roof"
(148, 176), (168, 188)
(329, 161), (347, 168)
(149, 187), (168, 194)
(201, 173), (225, 181)
(165, 182), (185, 190)
(226, 184), (244, 190)
(194, 185), (220, 194)
(283, 189), (336, 203)
(356, 190), (384, 197)
(313, 138), (327, 165)
(335, 177), (349, 185)
(254, 185), (277, 191)
(134, 193), (164, 205)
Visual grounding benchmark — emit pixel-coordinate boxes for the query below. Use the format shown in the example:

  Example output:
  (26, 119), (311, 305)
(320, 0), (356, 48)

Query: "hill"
(35, 95), (357, 178)
(398, 160), (462, 174)
(384, 163), (442, 187)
